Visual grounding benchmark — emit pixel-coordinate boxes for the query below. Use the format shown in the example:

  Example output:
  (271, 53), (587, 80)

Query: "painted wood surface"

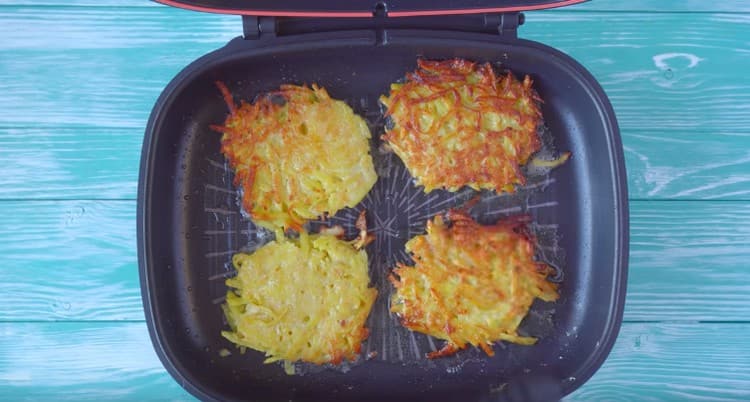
(1, 6), (748, 136)
(1, 322), (748, 401)
(2, 200), (748, 322)
(1, 0), (749, 401)
(1, 7), (749, 200)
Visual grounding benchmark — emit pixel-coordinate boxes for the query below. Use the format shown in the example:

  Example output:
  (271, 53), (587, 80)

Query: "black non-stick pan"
(139, 4), (628, 401)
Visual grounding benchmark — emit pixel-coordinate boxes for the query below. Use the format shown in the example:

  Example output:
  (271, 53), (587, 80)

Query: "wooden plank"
(625, 200), (750, 321)
(0, 322), (747, 401)
(0, 7), (234, 129)
(522, 12), (750, 135)
(0, 8), (747, 135)
(1, 9), (750, 199)
(0, 201), (144, 321)
(622, 131), (750, 200)
(569, 0), (750, 12)
(1, 200), (748, 322)
(0, 321), (194, 402)
(0, 127), (140, 199)
(3, 1), (750, 12)
(6, 125), (747, 201)
(567, 323), (750, 401)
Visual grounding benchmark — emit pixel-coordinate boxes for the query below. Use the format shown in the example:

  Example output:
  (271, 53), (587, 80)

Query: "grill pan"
(138, 2), (629, 401)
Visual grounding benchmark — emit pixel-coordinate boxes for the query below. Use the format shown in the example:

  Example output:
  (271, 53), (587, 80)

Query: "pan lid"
(156, 0), (586, 17)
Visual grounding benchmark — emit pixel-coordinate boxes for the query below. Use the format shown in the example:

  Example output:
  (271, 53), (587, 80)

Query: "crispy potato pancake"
(222, 232), (377, 365)
(380, 59), (543, 193)
(213, 83), (377, 231)
(389, 211), (558, 359)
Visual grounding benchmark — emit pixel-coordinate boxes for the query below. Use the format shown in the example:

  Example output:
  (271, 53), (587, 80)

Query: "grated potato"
(222, 232), (377, 365)
(213, 83), (377, 231)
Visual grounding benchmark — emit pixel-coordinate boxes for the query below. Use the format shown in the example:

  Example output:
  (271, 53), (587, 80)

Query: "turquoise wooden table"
(1, 1), (749, 400)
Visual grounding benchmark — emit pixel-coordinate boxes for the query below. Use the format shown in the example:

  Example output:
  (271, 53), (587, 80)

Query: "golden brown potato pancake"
(222, 232), (377, 365)
(380, 59), (543, 193)
(389, 210), (558, 358)
(213, 83), (377, 231)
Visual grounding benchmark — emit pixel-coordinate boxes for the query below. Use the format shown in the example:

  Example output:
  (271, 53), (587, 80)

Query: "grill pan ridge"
(139, 19), (628, 402)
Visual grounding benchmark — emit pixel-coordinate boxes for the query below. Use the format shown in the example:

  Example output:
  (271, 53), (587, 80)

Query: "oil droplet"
(184, 195), (191, 200)
(187, 286), (193, 292)
(185, 328), (191, 334)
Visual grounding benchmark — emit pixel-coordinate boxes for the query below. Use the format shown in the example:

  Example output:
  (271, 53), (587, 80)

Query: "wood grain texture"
(1, 8), (749, 135)
(2, 126), (748, 200)
(3, 1), (750, 12)
(570, 1), (750, 12)
(523, 12), (750, 135)
(0, 7), (234, 129)
(1, 322), (747, 401)
(0, 201), (144, 321)
(625, 201), (750, 321)
(1, 200), (748, 322)
(2, 8), (749, 199)
(0, 128), (140, 199)
(0, 322), (192, 402)
(566, 323), (750, 401)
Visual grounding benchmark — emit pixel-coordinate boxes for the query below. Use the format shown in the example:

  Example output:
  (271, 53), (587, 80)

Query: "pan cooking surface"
(140, 32), (627, 401)
(202, 101), (566, 372)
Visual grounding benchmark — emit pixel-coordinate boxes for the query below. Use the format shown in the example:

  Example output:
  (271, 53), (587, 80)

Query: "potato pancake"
(380, 59), (543, 193)
(222, 232), (377, 365)
(389, 210), (558, 359)
(213, 83), (377, 231)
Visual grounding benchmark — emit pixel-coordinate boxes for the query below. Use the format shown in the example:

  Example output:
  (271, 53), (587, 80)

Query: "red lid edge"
(154, 0), (371, 17)
(156, 0), (585, 17)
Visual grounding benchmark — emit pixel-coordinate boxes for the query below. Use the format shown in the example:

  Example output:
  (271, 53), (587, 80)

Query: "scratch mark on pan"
(408, 210), (446, 223)
(411, 192), (441, 212)
(207, 158), (230, 171)
(423, 193), (458, 212)
(427, 337), (437, 352)
(409, 331), (421, 359)
(204, 229), (252, 235)
(381, 302), (388, 361)
(396, 172), (412, 208)
(208, 271), (237, 281)
(485, 206), (522, 216)
(527, 201), (558, 209)
(205, 250), (235, 258)
(205, 207), (237, 215)
(395, 333), (404, 361)
(402, 190), (423, 211)
(205, 184), (235, 194)
(389, 169), (399, 196)
(521, 177), (556, 191)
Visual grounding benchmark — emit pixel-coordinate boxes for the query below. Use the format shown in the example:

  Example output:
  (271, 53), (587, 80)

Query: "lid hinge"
(242, 16), (278, 39)
(486, 12), (525, 38)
